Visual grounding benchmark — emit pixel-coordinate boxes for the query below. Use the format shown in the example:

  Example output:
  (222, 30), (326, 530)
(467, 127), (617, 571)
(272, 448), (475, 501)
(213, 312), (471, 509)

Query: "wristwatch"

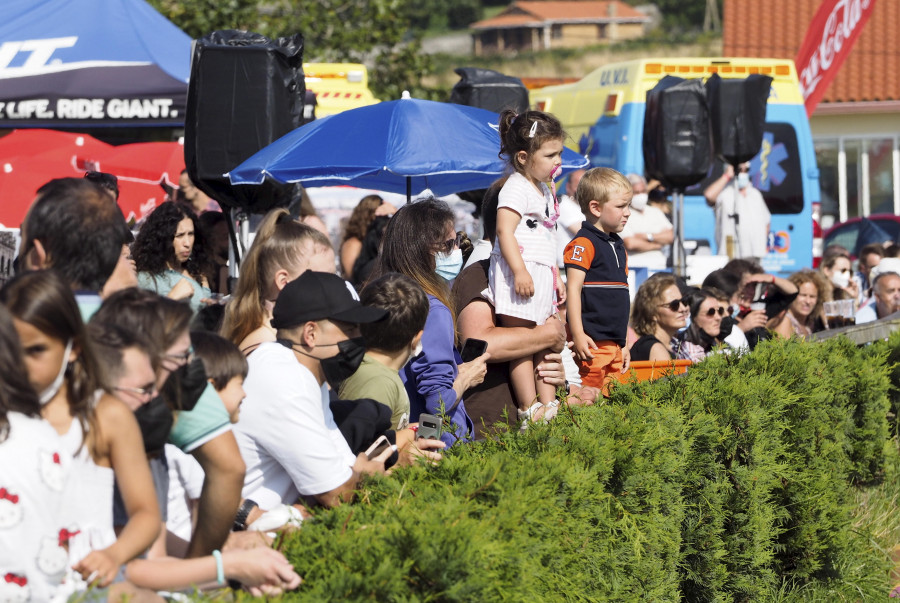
(232, 498), (258, 532)
(647, 233), (654, 243)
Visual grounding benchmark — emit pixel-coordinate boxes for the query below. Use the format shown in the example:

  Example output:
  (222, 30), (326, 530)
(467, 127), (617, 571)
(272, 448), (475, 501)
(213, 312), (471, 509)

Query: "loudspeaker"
(642, 76), (712, 189)
(449, 67), (529, 114)
(706, 73), (772, 165)
(184, 30), (305, 214)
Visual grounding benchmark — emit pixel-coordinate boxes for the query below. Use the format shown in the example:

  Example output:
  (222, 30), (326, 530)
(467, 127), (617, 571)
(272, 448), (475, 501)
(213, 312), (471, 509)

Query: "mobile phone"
(416, 413), (442, 441)
(364, 435), (391, 460)
(459, 338), (488, 363)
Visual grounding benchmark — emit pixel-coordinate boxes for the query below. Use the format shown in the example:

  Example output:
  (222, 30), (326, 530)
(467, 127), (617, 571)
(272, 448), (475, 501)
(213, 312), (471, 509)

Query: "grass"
(769, 442), (900, 601)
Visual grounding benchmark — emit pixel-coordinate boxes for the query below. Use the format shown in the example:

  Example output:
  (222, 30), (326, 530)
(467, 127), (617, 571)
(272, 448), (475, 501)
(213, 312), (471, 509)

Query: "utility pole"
(704, 0), (721, 33)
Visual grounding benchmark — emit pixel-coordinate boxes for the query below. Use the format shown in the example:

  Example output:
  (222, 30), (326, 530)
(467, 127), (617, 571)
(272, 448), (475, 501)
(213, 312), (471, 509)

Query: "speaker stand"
(672, 189), (687, 277)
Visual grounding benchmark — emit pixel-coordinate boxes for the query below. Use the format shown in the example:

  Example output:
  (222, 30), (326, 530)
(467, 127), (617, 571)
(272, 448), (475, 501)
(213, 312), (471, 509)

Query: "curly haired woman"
(133, 202), (213, 312)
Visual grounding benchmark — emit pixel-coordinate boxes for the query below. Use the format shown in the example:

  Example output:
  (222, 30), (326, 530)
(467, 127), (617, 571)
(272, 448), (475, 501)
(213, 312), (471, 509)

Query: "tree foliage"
(147, 0), (439, 100)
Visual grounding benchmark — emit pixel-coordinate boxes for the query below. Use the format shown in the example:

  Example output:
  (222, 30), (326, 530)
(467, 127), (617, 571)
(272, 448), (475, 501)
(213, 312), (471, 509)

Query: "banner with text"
(795, 0), (877, 117)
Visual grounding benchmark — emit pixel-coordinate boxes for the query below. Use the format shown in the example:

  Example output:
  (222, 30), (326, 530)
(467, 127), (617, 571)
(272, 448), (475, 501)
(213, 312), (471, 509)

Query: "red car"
(819, 214), (900, 265)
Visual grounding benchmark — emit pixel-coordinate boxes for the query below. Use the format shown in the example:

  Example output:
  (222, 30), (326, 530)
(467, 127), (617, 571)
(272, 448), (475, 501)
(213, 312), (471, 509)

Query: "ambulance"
(303, 63), (379, 118)
(531, 58), (820, 275)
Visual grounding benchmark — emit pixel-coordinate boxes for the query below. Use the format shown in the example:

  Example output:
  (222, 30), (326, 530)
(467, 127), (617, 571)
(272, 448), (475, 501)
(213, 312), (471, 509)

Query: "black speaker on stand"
(183, 30), (305, 278)
(705, 73), (772, 258)
(642, 76), (712, 275)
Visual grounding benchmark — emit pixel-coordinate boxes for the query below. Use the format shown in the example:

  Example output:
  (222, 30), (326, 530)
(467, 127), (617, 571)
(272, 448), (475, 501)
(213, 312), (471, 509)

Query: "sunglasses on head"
(658, 298), (687, 312)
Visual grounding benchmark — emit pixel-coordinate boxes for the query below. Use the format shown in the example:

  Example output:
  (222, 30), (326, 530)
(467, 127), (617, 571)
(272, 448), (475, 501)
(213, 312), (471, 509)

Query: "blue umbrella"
(227, 94), (589, 200)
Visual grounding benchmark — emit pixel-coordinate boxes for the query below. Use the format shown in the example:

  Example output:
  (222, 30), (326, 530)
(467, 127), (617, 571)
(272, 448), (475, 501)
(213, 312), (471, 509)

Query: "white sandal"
(518, 401), (557, 431)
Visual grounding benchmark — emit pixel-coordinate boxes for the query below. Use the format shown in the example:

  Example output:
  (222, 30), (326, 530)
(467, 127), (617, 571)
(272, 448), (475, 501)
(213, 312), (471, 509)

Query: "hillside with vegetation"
(148, 0), (724, 100)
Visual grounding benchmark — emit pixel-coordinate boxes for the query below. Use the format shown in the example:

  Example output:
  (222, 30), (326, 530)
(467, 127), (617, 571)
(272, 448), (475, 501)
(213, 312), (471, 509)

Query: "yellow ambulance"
(303, 63), (379, 118)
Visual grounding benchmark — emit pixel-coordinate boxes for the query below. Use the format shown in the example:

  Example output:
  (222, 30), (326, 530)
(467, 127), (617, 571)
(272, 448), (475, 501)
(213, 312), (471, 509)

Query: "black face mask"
(279, 336), (367, 389)
(161, 358), (208, 413)
(134, 395), (174, 456)
(718, 315), (736, 340)
(320, 337), (366, 388)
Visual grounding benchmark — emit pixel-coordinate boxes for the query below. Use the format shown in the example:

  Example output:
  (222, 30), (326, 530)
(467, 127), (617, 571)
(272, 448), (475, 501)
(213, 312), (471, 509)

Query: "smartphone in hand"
(459, 338), (488, 363)
(416, 413), (442, 441)
(364, 435), (392, 460)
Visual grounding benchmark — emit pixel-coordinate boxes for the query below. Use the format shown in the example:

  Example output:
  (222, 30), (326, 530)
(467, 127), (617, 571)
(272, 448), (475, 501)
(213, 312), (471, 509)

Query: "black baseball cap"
(271, 271), (387, 329)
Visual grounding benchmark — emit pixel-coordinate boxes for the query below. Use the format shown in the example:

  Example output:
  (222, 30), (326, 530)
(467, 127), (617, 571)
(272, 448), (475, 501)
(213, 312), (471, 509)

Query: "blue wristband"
(212, 549), (225, 585)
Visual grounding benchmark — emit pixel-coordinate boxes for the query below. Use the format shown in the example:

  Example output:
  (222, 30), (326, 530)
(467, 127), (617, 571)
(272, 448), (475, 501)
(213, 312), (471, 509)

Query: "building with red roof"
(470, 1), (650, 56)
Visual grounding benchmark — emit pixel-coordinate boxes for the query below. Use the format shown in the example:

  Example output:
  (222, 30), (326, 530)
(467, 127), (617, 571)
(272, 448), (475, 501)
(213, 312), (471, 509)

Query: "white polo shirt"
(234, 342), (355, 510)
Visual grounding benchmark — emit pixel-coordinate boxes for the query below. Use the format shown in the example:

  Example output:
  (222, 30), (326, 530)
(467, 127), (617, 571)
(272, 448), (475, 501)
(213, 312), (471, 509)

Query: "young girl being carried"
(484, 110), (567, 425)
(1, 270), (160, 597)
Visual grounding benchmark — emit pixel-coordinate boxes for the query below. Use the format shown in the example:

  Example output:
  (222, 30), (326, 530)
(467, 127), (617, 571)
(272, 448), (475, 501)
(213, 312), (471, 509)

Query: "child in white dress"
(1, 270), (159, 597)
(0, 303), (70, 603)
(484, 110), (568, 424)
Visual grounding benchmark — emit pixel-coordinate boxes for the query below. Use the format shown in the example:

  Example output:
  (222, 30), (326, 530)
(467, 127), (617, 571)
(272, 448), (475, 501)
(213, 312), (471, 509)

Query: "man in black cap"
(233, 271), (394, 509)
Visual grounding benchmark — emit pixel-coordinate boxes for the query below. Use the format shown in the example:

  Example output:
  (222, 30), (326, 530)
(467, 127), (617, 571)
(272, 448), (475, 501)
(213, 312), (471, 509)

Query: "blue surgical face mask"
(435, 248), (463, 281)
(736, 172), (751, 190)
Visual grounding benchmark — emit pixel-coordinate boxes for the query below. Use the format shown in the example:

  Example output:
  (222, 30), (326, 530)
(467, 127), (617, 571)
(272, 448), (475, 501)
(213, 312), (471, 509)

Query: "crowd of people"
(2, 110), (899, 602)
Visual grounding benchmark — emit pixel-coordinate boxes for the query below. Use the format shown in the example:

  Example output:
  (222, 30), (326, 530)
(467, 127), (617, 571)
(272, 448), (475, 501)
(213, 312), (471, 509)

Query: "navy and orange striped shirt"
(564, 221), (630, 346)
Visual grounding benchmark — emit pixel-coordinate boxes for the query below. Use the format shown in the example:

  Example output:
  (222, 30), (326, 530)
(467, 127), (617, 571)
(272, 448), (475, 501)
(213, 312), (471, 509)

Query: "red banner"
(795, 0), (877, 116)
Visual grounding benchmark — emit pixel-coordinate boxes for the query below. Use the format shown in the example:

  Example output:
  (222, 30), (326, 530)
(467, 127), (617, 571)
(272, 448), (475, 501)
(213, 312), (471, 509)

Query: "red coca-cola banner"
(795, 0), (877, 116)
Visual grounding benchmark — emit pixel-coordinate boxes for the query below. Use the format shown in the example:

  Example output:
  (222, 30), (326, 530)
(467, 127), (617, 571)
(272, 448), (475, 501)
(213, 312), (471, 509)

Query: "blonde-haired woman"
(220, 208), (335, 354)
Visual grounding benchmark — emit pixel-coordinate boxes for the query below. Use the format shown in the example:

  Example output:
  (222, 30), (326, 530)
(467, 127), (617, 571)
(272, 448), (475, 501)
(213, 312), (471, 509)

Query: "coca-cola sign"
(795, 0), (876, 117)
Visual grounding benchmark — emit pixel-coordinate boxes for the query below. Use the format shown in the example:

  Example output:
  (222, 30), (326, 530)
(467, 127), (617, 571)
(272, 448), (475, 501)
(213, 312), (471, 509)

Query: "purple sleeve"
(404, 297), (473, 445)
(410, 300), (459, 415)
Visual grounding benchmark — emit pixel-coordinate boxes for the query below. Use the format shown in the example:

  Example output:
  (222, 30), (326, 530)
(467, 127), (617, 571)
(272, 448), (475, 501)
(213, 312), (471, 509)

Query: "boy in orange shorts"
(564, 167), (633, 394)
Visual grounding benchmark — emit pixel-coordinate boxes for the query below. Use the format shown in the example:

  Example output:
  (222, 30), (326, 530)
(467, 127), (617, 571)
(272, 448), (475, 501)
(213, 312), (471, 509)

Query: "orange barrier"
(611, 359), (691, 385)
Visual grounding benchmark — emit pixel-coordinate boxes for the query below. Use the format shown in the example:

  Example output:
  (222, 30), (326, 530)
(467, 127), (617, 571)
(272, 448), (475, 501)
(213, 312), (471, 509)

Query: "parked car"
(820, 214), (900, 264)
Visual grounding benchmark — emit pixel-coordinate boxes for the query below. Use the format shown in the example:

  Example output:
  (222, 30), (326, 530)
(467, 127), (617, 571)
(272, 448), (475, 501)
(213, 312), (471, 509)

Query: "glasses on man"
(440, 232), (464, 255)
(658, 298), (687, 312)
(115, 384), (157, 399)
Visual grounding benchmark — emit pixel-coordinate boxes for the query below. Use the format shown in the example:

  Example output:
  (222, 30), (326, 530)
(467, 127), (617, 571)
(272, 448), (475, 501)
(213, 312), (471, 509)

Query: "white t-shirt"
(855, 301), (878, 324)
(494, 172), (557, 267)
(714, 185), (771, 259)
(620, 205), (672, 269)
(234, 342), (356, 510)
(164, 443), (205, 543)
(556, 194), (584, 268)
(0, 413), (69, 603)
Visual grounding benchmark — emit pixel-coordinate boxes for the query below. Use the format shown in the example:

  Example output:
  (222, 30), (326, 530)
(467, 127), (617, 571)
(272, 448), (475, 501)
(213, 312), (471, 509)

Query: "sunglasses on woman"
(440, 232), (464, 255)
(703, 306), (732, 317)
(658, 298), (687, 312)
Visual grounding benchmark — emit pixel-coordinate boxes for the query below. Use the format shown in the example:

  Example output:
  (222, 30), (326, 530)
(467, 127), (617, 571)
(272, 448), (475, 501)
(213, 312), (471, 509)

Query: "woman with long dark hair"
(133, 202), (213, 312)
(674, 288), (730, 363)
(368, 198), (487, 446)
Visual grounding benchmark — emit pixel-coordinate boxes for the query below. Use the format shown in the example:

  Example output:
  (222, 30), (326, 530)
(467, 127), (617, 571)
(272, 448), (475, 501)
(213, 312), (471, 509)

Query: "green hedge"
(258, 334), (897, 601)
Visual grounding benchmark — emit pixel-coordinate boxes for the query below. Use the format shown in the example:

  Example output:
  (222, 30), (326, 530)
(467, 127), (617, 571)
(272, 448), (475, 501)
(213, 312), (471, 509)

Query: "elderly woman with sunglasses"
(674, 287), (733, 363)
(629, 273), (689, 362)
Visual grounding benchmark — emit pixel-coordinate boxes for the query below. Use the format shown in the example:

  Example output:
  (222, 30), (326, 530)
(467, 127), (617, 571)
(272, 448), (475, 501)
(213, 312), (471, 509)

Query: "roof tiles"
(723, 0), (899, 104)
(472, 1), (649, 29)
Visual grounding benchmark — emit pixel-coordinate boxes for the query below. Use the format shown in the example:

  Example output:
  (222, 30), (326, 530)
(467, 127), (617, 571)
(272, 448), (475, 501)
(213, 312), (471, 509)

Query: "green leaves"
(149, 0), (440, 101)
(261, 335), (895, 600)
